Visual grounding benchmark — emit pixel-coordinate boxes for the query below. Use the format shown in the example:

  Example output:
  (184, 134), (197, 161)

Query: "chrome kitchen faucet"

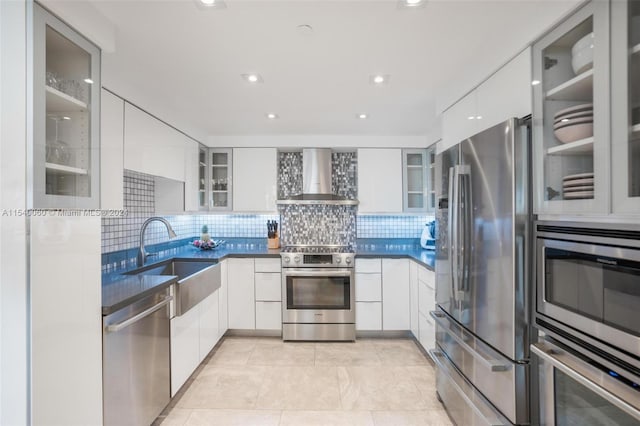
(137, 217), (177, 267)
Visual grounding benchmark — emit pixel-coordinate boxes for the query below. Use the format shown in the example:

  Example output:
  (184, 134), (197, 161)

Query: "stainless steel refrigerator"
(430, 118), (531, 426)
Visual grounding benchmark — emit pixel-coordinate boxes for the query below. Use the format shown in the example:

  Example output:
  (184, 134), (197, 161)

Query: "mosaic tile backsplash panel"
(277, 151), (357, 198)
(278, 204), (357, 247)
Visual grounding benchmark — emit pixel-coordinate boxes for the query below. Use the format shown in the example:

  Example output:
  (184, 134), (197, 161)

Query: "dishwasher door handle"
(106, 296), (173, 333)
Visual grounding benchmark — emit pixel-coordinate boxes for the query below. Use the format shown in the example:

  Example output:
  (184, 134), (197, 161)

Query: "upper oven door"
(537, 237), (640, 356)
(282, 268), (355, 324)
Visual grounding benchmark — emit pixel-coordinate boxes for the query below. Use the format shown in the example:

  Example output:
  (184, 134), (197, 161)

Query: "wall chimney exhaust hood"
(277, 148), (358, 206)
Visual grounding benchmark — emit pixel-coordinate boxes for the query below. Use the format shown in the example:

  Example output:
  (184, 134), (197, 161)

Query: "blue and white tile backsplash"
(102, 170), (433, 255)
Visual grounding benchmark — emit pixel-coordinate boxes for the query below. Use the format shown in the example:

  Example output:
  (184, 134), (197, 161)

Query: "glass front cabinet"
(30, 3), (101, 208)
(209, 148), (232, 210)
(402, 148), (434, 213)
(533, 0), (640, 217)
(532, 1), (609, 215)
(612, 0), (640, 214)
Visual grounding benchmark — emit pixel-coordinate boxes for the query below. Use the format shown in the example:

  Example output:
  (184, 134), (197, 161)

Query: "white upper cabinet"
(357, 149), (403, 213)
(233, 148), (277, 212)
(440, 48), (532, 153)
(124, 103), (186, 182)
(100, 89), (123, 210)
(611, 0), (640, 215)
(31, 3), (101, 209)
(532, 1), (610, 216)
(183, 138), (200, 212)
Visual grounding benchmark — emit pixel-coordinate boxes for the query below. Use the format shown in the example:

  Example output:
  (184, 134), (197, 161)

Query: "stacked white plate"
(554, 103), (593, 143)
(563, 172), (594, 199)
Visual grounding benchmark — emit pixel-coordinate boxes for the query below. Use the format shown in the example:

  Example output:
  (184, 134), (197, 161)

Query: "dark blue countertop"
(102, 238), (435, 315)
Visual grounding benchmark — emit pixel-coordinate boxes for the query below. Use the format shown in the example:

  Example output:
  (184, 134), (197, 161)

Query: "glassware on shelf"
(45, 116), (71, 165)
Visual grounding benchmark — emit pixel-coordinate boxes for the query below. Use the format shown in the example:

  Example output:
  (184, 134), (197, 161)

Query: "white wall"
(206, 134), (429, 148)
(0, 1), (29, 425)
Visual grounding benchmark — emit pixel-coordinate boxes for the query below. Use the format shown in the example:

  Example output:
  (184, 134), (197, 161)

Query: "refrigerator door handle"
(452, 165), (470, 300)
(431, 310), (511, 372)
(459, 165), (472, 295)
(448, 166), (457, 302)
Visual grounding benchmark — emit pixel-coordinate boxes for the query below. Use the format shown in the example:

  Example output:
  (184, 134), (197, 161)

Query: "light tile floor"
(158, 337), (453, 426)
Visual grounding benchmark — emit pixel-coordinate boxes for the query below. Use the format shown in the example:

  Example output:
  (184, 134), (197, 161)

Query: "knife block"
(267, 235), (280, 249)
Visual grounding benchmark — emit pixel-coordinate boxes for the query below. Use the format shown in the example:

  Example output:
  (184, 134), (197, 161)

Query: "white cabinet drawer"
(356, 302), (382, 331)
(418, 266), (435, 290)
(255, 272), (282, 301)
(355, 258), (381, 273)
(255, 301), (282, 330)
(418, 279), (435, 317)
(355, 273), (382, 302)
(255, 258), (281, 273)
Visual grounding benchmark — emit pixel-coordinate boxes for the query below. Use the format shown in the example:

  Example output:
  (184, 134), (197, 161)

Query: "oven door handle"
(283, 270), (352, 277)
(531, 342), (640, 420)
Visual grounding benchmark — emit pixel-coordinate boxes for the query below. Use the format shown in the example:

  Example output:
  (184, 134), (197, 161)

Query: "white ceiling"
(89, 0), (581, 140)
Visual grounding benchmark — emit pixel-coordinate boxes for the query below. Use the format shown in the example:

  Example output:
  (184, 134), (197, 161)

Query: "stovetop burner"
(281, 245), (355, 254)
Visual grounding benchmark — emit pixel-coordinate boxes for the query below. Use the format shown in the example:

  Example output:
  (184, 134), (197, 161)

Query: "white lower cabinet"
(170, 302), (200, 397)
(255, 272), (281, 301)
(416, 263), (436, 351)
(255, 301), (282, 330)
(227, 258), (256, 329)
(409, 261), (419, 339)
(355, 272), (382, 302)
(419, 312), (436, 351)
(356, 302), (382, 331)
(218, 259), (228, 339)
(171, 287), (224, 396)
(198, 291), (219, 362)
(382, 259), (411, 330)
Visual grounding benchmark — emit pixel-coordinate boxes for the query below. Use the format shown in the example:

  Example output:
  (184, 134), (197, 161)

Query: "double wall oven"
(533, 222), (640, 425)
(281, 246), (355, 341)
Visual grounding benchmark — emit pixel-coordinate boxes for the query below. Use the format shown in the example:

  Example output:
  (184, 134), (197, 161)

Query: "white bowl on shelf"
(554, 103), (593, 120)
(572, 32), (594, 55)
(571, 44), (594, 74)
(554, 122), (594, 143)
(553, 116), (593, 129)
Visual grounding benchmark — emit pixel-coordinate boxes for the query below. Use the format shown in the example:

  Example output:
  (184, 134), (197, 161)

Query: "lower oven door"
(532, 340), (640, 426)
(537, 237), (640, 357)
(282, 268), (354, 323)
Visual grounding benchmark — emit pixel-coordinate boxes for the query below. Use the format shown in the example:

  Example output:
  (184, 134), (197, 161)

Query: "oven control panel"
(281, 253), (354, 268)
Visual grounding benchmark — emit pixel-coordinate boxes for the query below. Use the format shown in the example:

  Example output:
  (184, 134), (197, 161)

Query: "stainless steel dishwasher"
(103, 287), (173, 426)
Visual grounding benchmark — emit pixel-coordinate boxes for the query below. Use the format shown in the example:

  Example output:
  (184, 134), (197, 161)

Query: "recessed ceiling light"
(398, 0), (426, 9)
(62, 116), (71, 120)
(83, 78), (93, 84)
(266, 113), (279, 119)
(357, 113), (368, 119)
(197, 0), (226, 8)
(476, 116), (483, 120)
(241, 73), (263, 83)
(370, 74), (390, 86)
(468, 116), (475, 120)
(531, 80), (541, 86)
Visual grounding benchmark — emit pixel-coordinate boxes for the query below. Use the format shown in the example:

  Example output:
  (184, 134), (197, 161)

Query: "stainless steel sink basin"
(127, 259), (221, 316)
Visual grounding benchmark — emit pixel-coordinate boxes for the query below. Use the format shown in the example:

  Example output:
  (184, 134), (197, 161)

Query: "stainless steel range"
(281, 245), (355, 341)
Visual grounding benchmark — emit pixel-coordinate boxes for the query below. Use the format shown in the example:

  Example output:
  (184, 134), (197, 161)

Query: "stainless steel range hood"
(277, 148), (358, 205)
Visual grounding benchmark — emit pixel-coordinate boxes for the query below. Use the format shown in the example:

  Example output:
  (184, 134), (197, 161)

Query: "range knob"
(345, 257), (352, 264)
(336, 258), (342, 264)
(283, 256), (290, 263)
(294, 256), (301, 263)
